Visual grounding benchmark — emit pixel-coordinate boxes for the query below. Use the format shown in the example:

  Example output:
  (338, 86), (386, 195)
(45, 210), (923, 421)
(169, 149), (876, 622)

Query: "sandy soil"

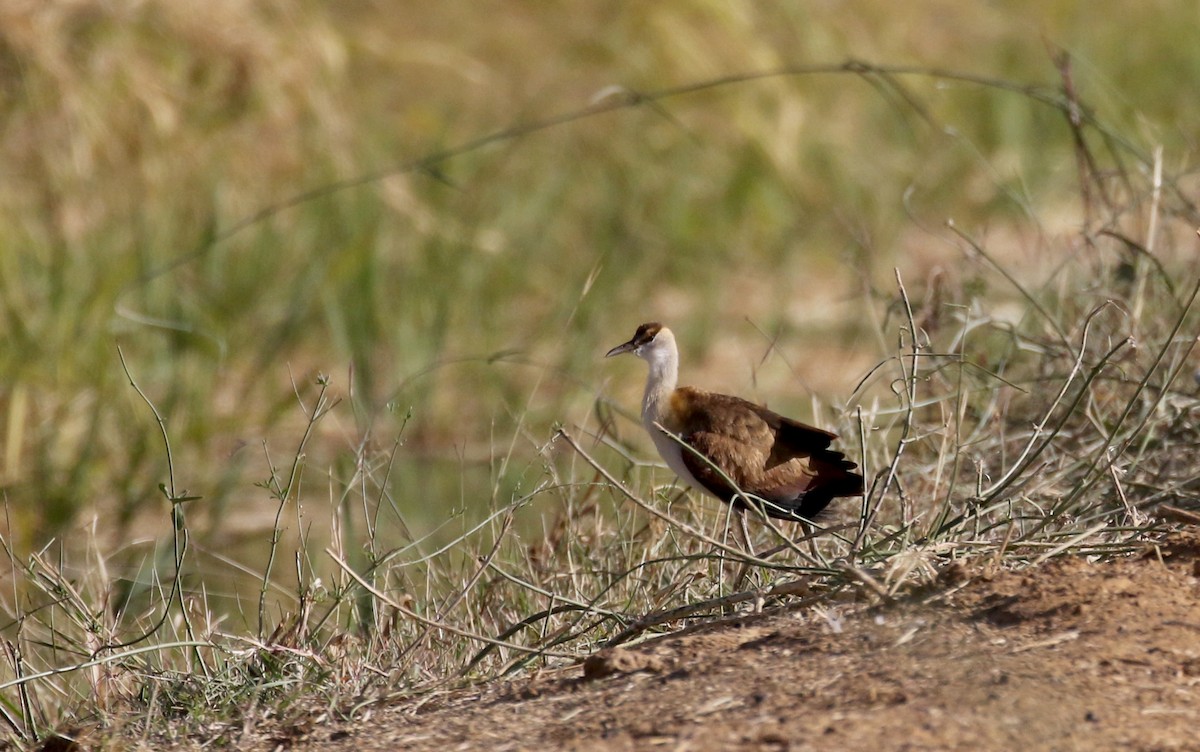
(128, 533), (1200, 751)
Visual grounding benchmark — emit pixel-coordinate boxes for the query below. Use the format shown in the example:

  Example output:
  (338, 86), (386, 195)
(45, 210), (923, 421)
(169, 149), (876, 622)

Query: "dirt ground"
(143, 533), (1200, 751)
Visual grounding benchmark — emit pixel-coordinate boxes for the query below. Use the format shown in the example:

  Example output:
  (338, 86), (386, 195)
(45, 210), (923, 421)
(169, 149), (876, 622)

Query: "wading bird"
(606, 322), (863, 522)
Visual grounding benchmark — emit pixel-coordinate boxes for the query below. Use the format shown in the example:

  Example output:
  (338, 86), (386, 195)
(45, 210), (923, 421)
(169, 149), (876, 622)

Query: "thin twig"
(326, 550), (576, 660)
(605, 579), (839, 649)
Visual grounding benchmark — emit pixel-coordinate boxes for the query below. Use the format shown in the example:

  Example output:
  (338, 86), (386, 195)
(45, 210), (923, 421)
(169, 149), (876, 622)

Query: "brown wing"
(673, 388), (862, 520)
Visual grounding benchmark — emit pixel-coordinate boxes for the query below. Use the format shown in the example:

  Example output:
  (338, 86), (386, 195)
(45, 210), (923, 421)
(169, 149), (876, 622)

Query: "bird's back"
(669, 386), (863, 520)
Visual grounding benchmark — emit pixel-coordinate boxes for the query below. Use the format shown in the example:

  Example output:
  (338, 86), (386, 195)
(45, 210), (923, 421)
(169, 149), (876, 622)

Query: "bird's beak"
(605, 339), (636, 358)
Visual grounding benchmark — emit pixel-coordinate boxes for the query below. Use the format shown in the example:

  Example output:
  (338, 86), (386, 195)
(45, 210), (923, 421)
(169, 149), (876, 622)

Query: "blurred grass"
(1, 1), (1200, 741)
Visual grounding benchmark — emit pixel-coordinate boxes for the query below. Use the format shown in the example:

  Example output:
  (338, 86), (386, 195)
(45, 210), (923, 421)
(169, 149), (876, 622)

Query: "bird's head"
(605, 322), (675, 364)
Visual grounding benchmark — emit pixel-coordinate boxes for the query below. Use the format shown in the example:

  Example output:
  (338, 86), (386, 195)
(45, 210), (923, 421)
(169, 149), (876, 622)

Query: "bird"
(605, 322), (863, 522)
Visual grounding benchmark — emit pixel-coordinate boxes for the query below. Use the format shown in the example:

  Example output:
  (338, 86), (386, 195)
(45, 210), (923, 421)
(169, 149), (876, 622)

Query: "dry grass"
(9, 91), (1200, 749)
(0, 2), (1199, 748)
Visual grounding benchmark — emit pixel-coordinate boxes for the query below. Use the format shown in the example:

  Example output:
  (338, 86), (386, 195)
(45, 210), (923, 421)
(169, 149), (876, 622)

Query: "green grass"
(1, 2), (1200, 746)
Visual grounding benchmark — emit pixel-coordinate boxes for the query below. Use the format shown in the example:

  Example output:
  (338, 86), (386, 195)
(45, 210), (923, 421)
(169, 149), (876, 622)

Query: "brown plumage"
(606, 322), (862, 521)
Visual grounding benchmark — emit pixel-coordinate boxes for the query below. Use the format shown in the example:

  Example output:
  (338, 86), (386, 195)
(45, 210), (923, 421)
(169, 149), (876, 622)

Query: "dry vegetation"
(0, 2), (1198, 748)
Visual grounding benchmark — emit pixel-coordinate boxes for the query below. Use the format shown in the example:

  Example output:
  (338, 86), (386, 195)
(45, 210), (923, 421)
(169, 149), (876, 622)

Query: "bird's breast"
(643, 418), (707, 495)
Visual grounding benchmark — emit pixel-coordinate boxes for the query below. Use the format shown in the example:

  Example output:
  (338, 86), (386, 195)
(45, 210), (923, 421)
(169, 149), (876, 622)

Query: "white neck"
(640, 330), (679, 424)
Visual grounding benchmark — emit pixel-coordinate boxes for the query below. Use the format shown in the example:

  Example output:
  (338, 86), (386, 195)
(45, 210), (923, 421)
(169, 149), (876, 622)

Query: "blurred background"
(0, 1), (1197, 600)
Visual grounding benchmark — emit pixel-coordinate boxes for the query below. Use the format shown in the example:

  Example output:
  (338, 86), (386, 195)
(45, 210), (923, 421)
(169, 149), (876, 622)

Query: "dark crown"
(632, 322), (662, 345)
